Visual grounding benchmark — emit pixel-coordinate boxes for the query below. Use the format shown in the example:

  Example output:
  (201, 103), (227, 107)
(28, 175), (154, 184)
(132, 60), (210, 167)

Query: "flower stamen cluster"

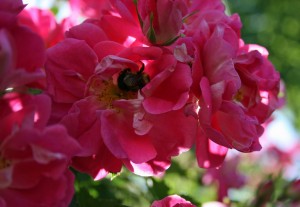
(0, 155), (10, 169)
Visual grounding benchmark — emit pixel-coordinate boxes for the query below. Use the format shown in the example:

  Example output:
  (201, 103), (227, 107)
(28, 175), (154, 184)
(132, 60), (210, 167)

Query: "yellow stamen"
(0, 155), (10, 169)
(88, 77), (136, 109)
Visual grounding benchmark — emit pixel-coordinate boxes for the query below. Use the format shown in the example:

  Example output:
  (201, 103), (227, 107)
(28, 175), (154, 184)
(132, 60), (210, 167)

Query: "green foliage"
(70, 151), (207, 206)
(71, 170), (152, 206)
(70, 151), (299, 206)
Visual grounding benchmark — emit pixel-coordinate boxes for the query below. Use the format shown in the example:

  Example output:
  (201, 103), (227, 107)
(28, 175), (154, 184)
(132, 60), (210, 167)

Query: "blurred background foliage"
(70, 150), (300, 207)
(70, 151), (218, 207)
(226, 0), (300, 129)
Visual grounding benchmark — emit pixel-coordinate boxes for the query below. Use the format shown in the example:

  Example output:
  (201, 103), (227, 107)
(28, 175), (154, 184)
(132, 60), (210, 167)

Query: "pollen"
(234, 90), (244, 102)
(0, 155), (10, 169)
(88, 75), (136, 109)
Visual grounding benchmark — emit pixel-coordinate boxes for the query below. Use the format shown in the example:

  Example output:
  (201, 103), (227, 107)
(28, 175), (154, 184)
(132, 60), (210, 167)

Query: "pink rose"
(181, 12), (242, 167)
(203, 156), (246, 201)
(45, 21), (196, 179)
(0, 0), (25, 27)
(0, 93), (81, 207)
(137, 0), (188, 45)
(151, 195), (196, 207)
(69, 0), (111, 19)
(234, 42), (280, 123)
(0, 1), (46, 91)
(18, 8), (73, 48)
(179, 7), (271, 167)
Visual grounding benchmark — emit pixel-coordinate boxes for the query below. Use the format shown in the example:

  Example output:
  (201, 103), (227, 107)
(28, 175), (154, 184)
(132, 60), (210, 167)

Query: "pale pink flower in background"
(18, 7), (74, 48)
(203, 156), (246, 201)
(202, 201), (227, 207)
(69, 0), (111, 19)
(251, 125), (300, 179)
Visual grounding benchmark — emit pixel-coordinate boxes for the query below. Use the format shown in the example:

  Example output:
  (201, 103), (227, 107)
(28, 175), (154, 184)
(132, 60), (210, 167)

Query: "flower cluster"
(46, 0), (280, 176)
(0, 0), (281, 206)
(0, 1), (80, 206)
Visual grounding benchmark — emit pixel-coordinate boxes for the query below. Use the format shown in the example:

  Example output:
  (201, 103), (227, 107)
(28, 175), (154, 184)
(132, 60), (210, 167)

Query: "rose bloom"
(0, 0), (46, 91)
(0, 1), (81, 206)
(0, 93), (81, 207)
(45, 0), (281, 177)
(18, 7), (74, 48)
(234, 41), (280, 124)
(178, 4), (262, 167)
(94, 0), (266, 169)
(49, 0), (281, 172)
(166, 0), (261, 168)
(137, 0), (188, 45)
(45, 19), (197, 179)
(151, 195), (196, 207)
(174, 1), (279, 168)
(69, 0), (111, 19)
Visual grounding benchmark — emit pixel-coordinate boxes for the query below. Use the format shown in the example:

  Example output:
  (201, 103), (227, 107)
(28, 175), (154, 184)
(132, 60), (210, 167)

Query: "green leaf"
(161, 35), (181, 46)
(134, 1), (144, 28)
(147, 12), (156, 44)
(147, 178), (170, 200)
(110, 172), (121, 181)
(27, 88), (43, 95)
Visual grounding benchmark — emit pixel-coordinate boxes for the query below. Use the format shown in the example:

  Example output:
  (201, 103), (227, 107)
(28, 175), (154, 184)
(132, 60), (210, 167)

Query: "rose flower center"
(0, 155), (10, 169)
(87, 66), (150, 109)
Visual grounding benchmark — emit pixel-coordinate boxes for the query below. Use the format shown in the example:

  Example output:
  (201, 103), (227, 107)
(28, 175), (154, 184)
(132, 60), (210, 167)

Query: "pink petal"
(12, 25), (46, 72)
(72, 142), (122, 180)
(46, 38), (98, 103)
(100, 15), (140, 44)
(66, 21), (108, 48)
(101, 110), (157, 163)
(196, 128), (228, 168)
(151, 195), (196, 207)
(60, 97), (103, 156)
(94, 41), (125, 60)
(146, 109), (197, 157)
(143, 55), (192, 114)
(123, 156), (171, 177)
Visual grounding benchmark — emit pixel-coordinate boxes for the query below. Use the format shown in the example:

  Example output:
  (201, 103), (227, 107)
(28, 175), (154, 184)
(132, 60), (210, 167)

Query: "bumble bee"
(117, 64), (150, 92)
